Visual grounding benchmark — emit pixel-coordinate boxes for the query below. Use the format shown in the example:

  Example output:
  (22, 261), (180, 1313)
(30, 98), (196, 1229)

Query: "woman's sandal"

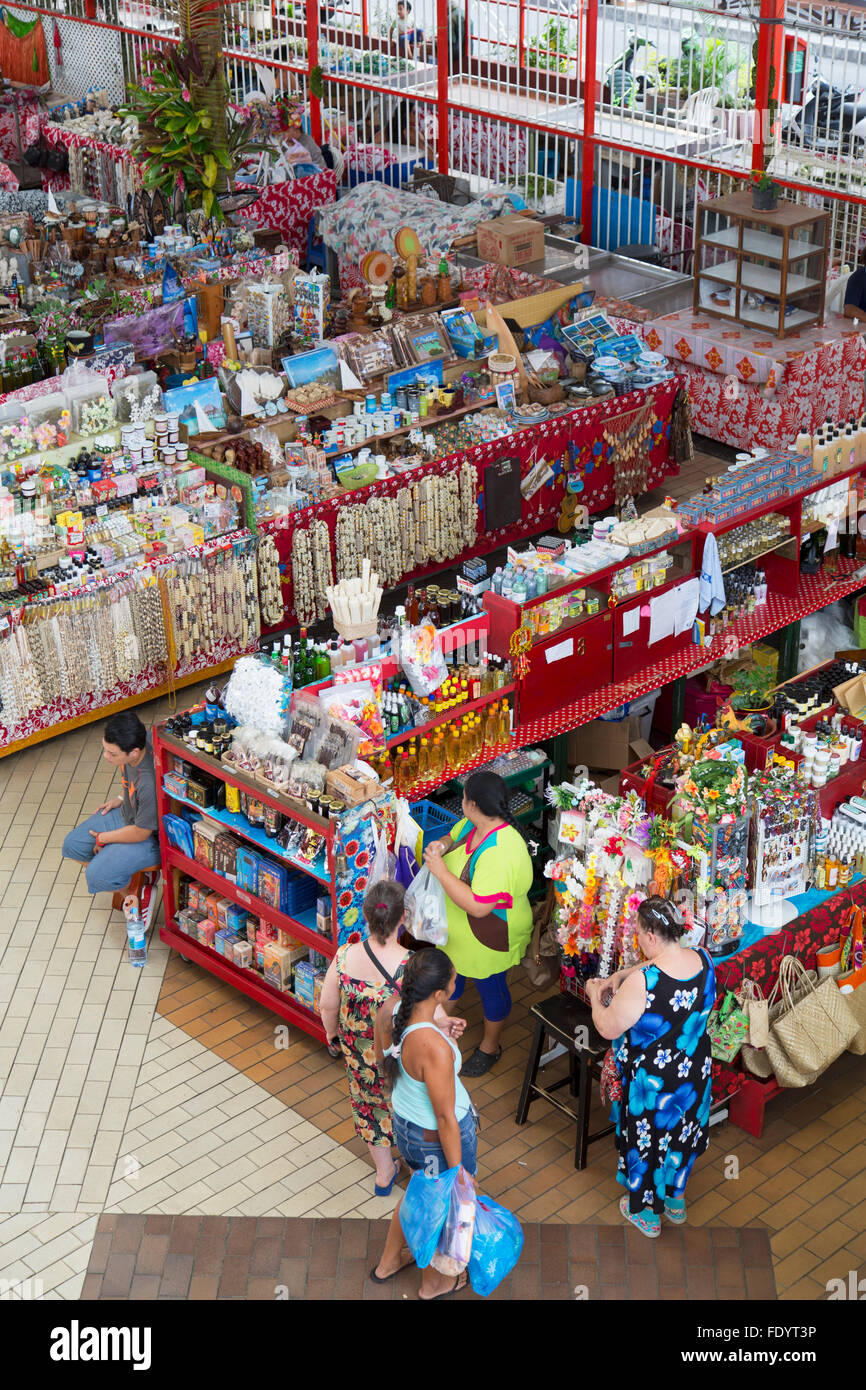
(461, 1045), (502, 1078)
(373, 1158), (401, 1197)
(664, 1198), (687, 1225)
(369, 1249), (416, 1284)
(419, 1271), (469, 1301)
(619, 1195), (661, 1238)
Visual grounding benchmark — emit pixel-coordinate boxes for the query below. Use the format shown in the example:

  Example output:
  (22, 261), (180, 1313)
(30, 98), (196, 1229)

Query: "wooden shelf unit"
(693, 191), (829, 340)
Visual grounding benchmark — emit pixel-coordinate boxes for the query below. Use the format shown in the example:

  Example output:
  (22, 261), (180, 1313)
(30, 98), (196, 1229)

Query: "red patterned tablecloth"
(0, 91), (40, 162)
(39, 121), (140, 198)
(636, 310), (866, 450)
(241, 170), (337, 264)
(262, 377), (681, 629)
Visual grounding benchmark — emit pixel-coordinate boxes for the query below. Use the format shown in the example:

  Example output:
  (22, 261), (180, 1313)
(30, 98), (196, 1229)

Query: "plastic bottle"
(125, 902), (147, 968)
(430, 732), (445, 776)
(418, 738), (430, 780)
(446, 721), (462, 766)
(498, 700), (512, 744)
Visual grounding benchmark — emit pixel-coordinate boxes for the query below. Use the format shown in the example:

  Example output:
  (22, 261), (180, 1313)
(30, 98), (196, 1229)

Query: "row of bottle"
(264, 627), (512, 692)
(804, 416), (866, 475)
(489, 563), (558, 604)
(366, 702), (512, 790)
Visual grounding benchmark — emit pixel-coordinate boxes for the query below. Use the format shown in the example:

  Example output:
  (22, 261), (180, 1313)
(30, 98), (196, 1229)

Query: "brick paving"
(80, 1215), (776, 1300)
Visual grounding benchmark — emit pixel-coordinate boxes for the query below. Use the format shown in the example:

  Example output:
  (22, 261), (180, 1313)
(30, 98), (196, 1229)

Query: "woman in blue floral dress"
(587, 897), (716, 1238)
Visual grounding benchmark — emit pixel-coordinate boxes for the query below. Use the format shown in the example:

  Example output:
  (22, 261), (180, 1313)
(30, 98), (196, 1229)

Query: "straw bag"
(763, 956), (859, 1088)
(738, 976), (769, 1049)
(741, 959), (818, 1078)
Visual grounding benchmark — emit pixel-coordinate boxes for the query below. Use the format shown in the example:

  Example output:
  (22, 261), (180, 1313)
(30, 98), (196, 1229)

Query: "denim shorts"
(392, 1107), (478, 1177)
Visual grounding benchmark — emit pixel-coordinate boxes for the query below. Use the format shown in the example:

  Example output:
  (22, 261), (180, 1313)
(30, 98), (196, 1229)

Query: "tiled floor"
(81, 1215), (775, 1301)
(0, 434), (863, 1301)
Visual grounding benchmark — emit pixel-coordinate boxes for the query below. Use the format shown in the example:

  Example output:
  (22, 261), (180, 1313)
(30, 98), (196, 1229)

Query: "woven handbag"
(741, 959), (817, 1078)
(738, 976), (769, 1048)
(764, 956), (858, 1088)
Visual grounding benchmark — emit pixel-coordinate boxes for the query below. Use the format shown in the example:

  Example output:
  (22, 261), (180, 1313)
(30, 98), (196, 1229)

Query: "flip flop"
(419, 1272), (468, 1301)
(369, 1251), (416, 1284)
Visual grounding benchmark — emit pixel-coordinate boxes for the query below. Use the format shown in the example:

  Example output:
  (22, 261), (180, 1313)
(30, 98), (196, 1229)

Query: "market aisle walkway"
(80, 1216), (775, 1300)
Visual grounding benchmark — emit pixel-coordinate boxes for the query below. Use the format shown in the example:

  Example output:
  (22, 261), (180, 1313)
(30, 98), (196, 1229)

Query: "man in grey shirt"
(62, 711), (161, 905)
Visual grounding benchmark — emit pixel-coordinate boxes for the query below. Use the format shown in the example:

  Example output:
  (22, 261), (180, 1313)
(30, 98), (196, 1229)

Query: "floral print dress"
(337, 944), (405, 1147)
(612, 949), (716, 1216)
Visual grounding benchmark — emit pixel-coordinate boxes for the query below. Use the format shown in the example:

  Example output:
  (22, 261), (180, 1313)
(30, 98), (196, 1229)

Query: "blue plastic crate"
(413, 800), (460, 849)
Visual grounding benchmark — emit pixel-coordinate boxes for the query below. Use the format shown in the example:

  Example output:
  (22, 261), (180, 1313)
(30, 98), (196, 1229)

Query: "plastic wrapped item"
(800, 600), (855, 673)
(318, 680), (384, 749)
(111, 370), (162, 423)
(224, 658), (287, 737)
(400, 1165), (463, 1269)
(401, 621), (448, 698)
(23, 393), (71, 449)
(404, 866), (448, 945)
(288, 757), (327, 800)
(62, 364), (117, 436)
(368, 824), (397, 889)
(287, 694), (326, 759)
(315, 714), (365, 771)
(430, 1165), (476, 1276)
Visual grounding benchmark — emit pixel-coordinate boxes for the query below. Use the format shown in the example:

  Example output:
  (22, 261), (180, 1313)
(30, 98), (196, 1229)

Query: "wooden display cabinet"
(693, 191), (829, 339)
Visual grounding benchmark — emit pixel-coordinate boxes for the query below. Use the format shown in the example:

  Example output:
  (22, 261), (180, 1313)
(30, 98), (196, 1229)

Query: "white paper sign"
(622, 607), (640, 637)
(545, 637), (574, 664)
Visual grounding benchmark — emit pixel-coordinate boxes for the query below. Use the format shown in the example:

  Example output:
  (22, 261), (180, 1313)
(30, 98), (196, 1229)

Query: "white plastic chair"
(679, 86), (723, 131)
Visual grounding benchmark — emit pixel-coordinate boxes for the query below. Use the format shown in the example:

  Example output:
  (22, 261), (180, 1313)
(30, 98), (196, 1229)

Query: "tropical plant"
(729, 663), (776, 710)
(658, 28), (750, 108)
(511, 18), (576, 74)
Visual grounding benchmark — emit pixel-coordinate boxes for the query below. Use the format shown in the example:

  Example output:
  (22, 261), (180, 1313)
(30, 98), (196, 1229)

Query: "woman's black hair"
(637, 895), (683, 944)
(383, 947), (454, 1085)
(463, 769), (527, 842)
(363, 879), (405, 945)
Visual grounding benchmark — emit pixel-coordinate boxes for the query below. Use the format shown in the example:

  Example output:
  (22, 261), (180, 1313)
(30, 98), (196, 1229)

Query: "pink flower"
(174, 171), (185, 192)
(141, 77), (155, 92)
(182, 87), (191, 101)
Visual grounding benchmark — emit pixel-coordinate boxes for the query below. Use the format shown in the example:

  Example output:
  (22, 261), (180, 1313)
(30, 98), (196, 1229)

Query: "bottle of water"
(125, 906), (147, 969)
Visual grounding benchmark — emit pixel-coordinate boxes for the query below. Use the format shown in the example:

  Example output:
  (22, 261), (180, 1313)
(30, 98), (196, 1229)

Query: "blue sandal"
(664, 1197), (687, 1225)
(619, 1196), (661, 1238)
(374, 1159), (400, 1197)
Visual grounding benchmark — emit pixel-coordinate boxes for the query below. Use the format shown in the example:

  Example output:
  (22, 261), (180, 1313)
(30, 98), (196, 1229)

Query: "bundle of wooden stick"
(325, 558), (383, 639)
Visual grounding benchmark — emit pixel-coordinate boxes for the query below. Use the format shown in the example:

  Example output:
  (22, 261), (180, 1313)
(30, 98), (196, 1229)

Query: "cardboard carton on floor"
(568, 715), (654, 774)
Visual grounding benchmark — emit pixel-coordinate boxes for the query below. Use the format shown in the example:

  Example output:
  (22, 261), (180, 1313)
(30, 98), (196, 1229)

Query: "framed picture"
(495, 381), (516, 412)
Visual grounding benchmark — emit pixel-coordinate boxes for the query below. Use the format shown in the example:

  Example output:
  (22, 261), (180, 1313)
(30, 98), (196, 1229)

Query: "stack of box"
(680, 449), (813, 528)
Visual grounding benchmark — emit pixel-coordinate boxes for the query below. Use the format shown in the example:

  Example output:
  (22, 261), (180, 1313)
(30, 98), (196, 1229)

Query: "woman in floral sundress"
(587, 896), (715, 1238)
(319, 880), (466, 1197)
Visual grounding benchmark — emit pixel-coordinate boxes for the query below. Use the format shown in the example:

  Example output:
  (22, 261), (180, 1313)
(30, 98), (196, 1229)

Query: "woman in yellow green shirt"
(423, 770), (533, 1076)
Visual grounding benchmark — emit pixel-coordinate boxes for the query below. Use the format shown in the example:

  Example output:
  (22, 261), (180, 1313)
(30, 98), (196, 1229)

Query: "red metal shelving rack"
(153, 727), (338, 1042)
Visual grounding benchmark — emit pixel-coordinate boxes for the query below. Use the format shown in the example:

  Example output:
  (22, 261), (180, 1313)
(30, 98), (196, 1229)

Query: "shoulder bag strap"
(362, 937), (400, 990)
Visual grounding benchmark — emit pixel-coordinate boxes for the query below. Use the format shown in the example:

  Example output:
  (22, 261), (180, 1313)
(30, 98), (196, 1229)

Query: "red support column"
(580, 0), (597, 244)
(307, 0), (322, 143)
(751, 0), (785, 173)
(518, 0), (526, 74)
(437, 0), (450, 175)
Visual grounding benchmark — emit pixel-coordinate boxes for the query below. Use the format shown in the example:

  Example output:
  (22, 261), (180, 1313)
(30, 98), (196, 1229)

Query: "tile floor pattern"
(0, 432), (864, 1302)
(81, 1215), (775, 1301)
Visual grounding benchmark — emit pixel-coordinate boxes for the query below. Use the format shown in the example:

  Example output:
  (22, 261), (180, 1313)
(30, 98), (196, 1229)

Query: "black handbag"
(44, 146), (68, 173)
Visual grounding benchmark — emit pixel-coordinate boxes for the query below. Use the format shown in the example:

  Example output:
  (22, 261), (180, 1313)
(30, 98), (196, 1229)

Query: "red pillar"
(581, 0), (597, 244)
(752, 0), (785, 173)
(437, 0), (450, 175)
(307, 0), (322, 143)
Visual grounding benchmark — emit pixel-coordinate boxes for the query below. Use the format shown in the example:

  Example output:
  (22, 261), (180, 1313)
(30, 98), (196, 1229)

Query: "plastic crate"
(413, 800), (460, 849)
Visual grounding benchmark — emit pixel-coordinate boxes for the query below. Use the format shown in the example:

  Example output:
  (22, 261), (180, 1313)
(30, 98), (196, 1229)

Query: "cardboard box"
(475, 214), (544, 267)
(567, 715), (654, 774)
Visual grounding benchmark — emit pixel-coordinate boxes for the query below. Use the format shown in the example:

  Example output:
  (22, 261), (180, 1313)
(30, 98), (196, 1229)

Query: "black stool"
(515, 993), (615, 1170)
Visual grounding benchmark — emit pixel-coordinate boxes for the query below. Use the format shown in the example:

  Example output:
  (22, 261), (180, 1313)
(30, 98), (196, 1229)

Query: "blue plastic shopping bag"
(467, 1195), (524, 1296)
(399, 1165), (460, 1269)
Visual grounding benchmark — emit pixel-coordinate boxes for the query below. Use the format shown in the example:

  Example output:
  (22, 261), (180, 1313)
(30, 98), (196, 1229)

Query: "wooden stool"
(112, 866), (160, 912)
(515, 993), (615, 1170)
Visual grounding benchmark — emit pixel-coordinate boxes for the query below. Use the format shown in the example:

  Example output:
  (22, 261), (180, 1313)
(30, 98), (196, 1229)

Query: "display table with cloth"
(39, 122), (139, 204)
(262, 377), (681, 627)
(240, 170), (337, 265)
(636, 307), (866, 449)
(561, 876), (864, 1127)
(319, 182), (526, 298)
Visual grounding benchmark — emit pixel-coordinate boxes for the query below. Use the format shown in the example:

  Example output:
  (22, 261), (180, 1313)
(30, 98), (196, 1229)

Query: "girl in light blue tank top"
(372, 947), (481, 1300)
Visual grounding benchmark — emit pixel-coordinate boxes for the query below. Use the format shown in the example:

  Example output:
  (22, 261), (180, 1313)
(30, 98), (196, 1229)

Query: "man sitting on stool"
(62, 711), (160, 921)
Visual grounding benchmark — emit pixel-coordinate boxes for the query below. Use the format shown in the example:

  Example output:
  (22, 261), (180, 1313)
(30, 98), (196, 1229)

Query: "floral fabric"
(612, 949), (715, 1216)
(336, 942), (405, 1147)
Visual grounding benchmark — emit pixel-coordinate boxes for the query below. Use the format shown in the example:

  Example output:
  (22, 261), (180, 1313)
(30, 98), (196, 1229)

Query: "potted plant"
(751, 169), (780, 212)
(729, 663), (776, 713)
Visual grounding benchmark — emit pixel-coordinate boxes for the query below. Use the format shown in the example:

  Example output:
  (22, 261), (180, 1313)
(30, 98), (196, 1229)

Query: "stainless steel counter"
(455, 235), (693, 317)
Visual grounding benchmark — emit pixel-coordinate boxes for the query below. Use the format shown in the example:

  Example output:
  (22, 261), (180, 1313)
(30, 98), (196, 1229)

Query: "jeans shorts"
(392, 1107), (478, 1178)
